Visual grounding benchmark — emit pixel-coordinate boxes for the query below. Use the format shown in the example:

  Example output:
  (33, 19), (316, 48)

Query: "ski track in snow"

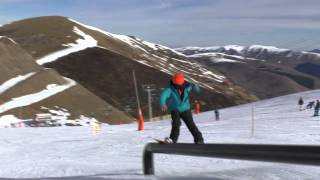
(0, 72), (36, 94)
(0, 78), (76, 114)
(0, 90), (320, 179)
(36, 27), (97, 65)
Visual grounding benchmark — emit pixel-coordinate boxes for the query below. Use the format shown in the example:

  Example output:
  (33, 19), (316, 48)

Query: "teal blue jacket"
(160, 83), (200, 112)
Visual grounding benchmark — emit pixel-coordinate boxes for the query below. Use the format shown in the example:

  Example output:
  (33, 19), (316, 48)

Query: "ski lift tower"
(142, 84), (156, 121)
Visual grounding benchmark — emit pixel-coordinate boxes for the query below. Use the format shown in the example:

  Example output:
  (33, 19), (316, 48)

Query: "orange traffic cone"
(195, 100), (200, 114)
(138, 108), (144, 131)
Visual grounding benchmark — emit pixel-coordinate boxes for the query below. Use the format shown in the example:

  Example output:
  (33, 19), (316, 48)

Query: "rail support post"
(143, 145), (154, 175)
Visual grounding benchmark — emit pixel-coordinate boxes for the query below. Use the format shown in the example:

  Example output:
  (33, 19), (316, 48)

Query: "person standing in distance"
(298, 97), (304, 111)
(214, 109), (220, 120)
(314, 100), (320, 117)
(160, 73), (204, 144)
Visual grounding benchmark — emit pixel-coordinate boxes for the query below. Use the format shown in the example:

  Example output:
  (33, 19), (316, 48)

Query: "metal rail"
(143, 143), (320, 175)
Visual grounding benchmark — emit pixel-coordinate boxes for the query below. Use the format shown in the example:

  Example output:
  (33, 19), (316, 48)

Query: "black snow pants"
(170, 110), (204, 143)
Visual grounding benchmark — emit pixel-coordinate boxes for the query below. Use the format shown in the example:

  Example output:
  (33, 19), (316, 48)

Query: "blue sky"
(0, 0), (320, 50)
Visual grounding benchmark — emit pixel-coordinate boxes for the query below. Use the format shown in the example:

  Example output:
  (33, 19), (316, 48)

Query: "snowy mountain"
(177, 45), (295, 58)
(0, 36), (132, 124)
(310, 49), (320, 54)
(176, 46), (320, 99)
(0, 89), (320, 179)
(177, 45), (320, 74)
(0, 16), (256, 119)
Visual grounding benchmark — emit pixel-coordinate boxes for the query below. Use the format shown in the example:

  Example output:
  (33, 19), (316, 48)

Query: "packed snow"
(0, 78), (76, 114)
(36, 27), (97, 65)
(0, 72), (36, 94)
(0, 90), (320, 179)
(0, 115), (24, 128)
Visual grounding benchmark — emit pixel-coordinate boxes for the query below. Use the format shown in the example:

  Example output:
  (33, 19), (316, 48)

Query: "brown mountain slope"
(176, 48), (320, 99)
(204, 61), (308, 99)
(0, 36), (132, 124)
(0, 17), (81, 58)
(0, 36), (41, 82)
(44, 47), (253, 118)
(0, 16), (257, 118)
(0, 16), (230, 89)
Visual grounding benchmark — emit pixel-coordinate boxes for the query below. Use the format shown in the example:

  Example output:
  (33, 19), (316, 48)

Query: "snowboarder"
(314, 100), (320, 117)
(306, 101), (315, 109)
(160, 73), (204, 144)
(298, 97), (304, 111)
(214, 109), (220, 120)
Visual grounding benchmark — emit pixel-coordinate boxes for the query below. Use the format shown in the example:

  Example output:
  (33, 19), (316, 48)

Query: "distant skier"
(298, 97), (304, 111)
(306, 101), (315, 109)
(160, 73), (204, 144)
(214, 109), (220, 120)
(314, 100), (320, 117)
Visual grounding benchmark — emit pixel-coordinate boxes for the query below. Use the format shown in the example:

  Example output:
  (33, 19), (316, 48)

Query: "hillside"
(177, 45), (320, 78)
(0, 36), (132, 124)
(177, 46), (320, 99)
(44, 47), (234, 116)
(0, 16), (257, 118)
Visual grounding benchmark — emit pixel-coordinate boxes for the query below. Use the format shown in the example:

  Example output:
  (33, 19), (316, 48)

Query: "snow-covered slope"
(178, 45), (320, 100)
(187, 52), (260, 63)
(0, 77), (76, 114)
(67, 18), (226, 87)
(1, 89), (320, 179)
(36, 27), (97, 65)
(176, 45), (293, 65)
(176, 45), (290, 56)
(0, 72), (36, 94)
(68, 18), (187, 58)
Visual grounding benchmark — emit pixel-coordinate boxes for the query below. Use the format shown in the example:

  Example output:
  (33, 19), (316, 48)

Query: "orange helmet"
(172, 73), (185, 85)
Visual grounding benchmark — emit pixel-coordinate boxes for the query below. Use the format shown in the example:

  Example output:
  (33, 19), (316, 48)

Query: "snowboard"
(153, 137), (173, 144)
